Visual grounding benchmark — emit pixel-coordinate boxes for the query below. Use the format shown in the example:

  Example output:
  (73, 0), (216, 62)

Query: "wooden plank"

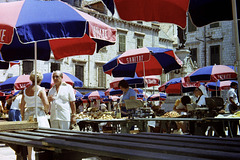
(139, 132), (240, 142)
(13, 130), (240, 160)
(34, 129), (240, 152)
(0, 131), (210, 160)
(0, 121), (38, 131)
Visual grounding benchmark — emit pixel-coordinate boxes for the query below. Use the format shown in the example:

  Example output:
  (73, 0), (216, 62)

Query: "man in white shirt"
(48, 71), (76, 129)
(226, 82), (239, 114)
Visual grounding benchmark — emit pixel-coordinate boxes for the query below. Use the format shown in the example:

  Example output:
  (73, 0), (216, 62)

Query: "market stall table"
(204, 117), (240, 138)
(0, 127), (240, 160)
(77, 117), (203, 134)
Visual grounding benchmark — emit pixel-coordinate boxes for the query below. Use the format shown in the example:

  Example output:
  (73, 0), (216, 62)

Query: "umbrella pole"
(232, 0), (240, 98)
(143, 62), (147, 103)
(34, 42), (37, 121)
(216, 81), (218, 97)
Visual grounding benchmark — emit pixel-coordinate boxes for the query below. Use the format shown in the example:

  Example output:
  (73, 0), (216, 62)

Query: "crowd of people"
(0, 74), (239, 139)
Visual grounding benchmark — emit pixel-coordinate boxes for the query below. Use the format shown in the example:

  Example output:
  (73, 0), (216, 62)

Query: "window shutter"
(75, 64), (84, 82)
(22, 61), (33, 75)
(51, 63), (60, 72)
(119, 34), (126, 52)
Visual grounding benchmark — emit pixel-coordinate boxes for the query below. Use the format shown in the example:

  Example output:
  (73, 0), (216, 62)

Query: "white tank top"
(24, 87), (44, 108)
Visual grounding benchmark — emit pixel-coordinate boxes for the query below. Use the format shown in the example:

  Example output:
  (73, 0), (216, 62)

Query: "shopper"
(48, 70), (76, 129)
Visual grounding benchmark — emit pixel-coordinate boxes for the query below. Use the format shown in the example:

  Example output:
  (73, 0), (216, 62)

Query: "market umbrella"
(147, 93), (167, 101)
(0, 55), (20, 69)
(0, 0), (116, 119)
(102, 0), (239, 28)
(184, 65), (237, 83)
(0, 0), (116, 61)
(74, 90), (83, 101)
(110, 74), (160, 89)
(105, 88), (143, 96)
(82, 91), (107, 100)
(41, 72), (83, 89)
(0, 75), (31, 91)
(103, 95), (120, 102)
(206, 80), (238, 91)
(103, 47), (182, 78)
(102, 0), (240, 97)
(158, 77), (200, 94)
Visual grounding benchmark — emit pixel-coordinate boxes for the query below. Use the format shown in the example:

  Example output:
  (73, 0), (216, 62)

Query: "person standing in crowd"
(20, 71), (50, 160)
(48, 70), (76, 129)
(8, 91), (23, 121)
(118, 80), (137, 117)
(226, 81), (239, 137)
(226, 82), (239, 113)
(193, 85), (208, 107)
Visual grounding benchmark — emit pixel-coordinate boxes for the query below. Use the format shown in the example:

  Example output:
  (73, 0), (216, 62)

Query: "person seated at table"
(118, 80), (137, 117)
(173, 96), (191, 113)
(172, 96), (191, 134)
(194, 85), (208, 107)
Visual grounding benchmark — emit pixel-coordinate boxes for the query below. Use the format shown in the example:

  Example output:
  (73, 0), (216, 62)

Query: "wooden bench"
(0, 127), (240, 159)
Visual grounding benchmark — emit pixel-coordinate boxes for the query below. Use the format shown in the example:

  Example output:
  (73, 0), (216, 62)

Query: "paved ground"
(0, 143), (35, 160)
(0, 144), (17, 160)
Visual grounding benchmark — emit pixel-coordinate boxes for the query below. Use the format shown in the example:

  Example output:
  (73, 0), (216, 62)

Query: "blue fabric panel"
(103, 55), (120, 72)
(64, 72), (83, 88)
(0, 76), (18, 90)
(102, 0), (115, 15)
(16, 0), (86, 42)
(1, 32), (51, 61)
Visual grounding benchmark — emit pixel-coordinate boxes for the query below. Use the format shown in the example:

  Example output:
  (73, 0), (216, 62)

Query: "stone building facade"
(186, 18), (237, 68)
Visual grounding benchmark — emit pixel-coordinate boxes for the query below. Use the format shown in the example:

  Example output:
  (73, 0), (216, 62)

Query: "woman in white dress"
(20, 71), (50, 160)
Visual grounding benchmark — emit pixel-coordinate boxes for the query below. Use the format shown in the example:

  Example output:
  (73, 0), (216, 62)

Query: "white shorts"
(50, 120), (70, 130)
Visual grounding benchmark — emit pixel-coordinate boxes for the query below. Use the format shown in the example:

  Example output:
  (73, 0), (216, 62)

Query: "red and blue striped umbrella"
(74, 90), (83, 101)
(147, 93), (167, 101)
(105, 88), (143, 96)
(110, 74), (160, 89)
(103, 47), (182, 77)
(41, 72), (83, 89)
(158, 77), (200, 94)
(184, 65), (237, 83)
(206, 80), (238, 91)
(0, 75), (31, 90)
(0, 72), (83, 90)
(102, 0), (239, 28)
(82, 91), (107, 100)
(0, 0), (116, 61)
(103, 95), (120, 102)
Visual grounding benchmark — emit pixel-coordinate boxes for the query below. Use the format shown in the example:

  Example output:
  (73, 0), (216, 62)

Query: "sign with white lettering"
(0, 26), (13, 44)
(119, 54), (150, 64)
(88, 23), (116, 42)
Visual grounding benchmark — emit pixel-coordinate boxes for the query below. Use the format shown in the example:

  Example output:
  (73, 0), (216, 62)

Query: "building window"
(97, 65), (106, 88)
(22, 61), (33, 75)
(75, 64), (84, 83)
(210, 22), (219, 28)
(188, 16), (196, 32)
(190, 48), (197, 63)
(51, 63), (60, 72)
(137, 21), (143, 25)
(137, 38), (143, 49)
(210, 45), (220, 65)
(119, 34), (126, 53)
